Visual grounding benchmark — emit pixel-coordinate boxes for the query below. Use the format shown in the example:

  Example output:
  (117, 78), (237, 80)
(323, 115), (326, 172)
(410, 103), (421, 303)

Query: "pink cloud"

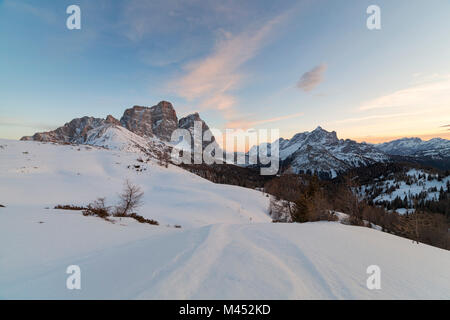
(297, 64), (327, 92)
(169, 11), (290, 119)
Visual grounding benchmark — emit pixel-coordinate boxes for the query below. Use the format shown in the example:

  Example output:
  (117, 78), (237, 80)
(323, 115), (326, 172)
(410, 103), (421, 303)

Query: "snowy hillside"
(358, 168), (450, 213)
(0, 140), (268, 227)
(83, 124), (170, 157)
(1, 139), (450, 299)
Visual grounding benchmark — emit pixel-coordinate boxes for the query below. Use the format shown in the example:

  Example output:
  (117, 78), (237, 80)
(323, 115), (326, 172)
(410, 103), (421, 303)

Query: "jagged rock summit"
(119, 101), (178, 141)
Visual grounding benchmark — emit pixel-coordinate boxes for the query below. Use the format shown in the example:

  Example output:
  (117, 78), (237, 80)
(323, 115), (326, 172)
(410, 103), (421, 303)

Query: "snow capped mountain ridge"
(20, 101), (213, 160)
(375, 137), (450, 159)
(249, 126), (389, 177)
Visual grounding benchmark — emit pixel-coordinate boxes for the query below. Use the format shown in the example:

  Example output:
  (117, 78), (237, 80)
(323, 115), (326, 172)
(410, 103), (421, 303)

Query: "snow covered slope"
(1, 139), (449, 299)
(0, 139), (269, 227)
(83, 123), (170, 157)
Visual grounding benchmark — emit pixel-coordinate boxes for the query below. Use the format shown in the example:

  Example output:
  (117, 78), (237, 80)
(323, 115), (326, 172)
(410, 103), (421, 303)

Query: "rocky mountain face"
(21, 116), (116, 143)
(119, 101), (178, 141)
(248, 126), (389, 178)
(178, 112), (217, 151)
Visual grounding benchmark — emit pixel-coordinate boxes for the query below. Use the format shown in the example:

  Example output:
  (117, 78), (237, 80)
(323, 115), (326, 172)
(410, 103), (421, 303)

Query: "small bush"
(346, 215), (366, 227)
(127, 213), (159, 225)
(55, 204), (86, 211)
(0, 204), (5, 208)
(83, 207), (110, 219)
(323, 211), (339, 221)
(174, 225), (182, 228)
(56, 180), (159, 226)
(82, 197), (111, 220)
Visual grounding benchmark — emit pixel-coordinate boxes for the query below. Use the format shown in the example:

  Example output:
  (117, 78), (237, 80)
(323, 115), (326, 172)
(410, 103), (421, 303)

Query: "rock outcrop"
(119, 101), (178, 141)
(21, 116), (107, 143)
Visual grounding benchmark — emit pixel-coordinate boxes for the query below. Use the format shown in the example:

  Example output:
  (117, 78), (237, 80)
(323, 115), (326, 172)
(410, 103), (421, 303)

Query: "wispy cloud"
(3, 0), (58, 24)
(226, 111), (303, 129)
(359, 74), (450, 111)
(297, 63), (327, 92)
(168, 10), (291, 119)
(120, 0), (273, 42)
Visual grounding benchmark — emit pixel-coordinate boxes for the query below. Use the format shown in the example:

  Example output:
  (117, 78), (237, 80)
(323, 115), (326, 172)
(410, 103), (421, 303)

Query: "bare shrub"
(55, 204), (86, 211)
(83, 197), (110, 219)
(114, 179), (144, 217)
(55, 181), (160, 227)
(157, 150), (170, 168)
(127, 213), (159, 225)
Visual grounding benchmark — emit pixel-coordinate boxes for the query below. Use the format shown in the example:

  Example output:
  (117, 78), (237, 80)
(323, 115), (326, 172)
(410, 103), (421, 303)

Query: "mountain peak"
(307, 126), (338, 144)
(120, 101), (178, 141)
(248, 126), (388, 177)
(178, 112), (210, 133)
(154, 100), (175, 111)
(313, 126), (325, 132)
(105, 115), (120, 126)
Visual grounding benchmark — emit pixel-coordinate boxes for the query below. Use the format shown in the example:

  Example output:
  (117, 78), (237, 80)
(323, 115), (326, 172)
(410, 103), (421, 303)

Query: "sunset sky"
(1, 0), (449, 147)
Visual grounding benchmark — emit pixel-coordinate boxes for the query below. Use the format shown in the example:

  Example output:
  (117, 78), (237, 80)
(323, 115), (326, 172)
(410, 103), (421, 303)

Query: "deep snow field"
(1, 139), (449, 299)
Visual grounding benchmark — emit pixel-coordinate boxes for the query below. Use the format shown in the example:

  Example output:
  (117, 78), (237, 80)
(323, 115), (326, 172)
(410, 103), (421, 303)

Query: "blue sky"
(1, 0), (450, 144)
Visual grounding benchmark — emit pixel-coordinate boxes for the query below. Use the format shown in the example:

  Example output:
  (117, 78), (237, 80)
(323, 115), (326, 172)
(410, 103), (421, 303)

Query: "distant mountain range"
(21, 101), (450, 175)
(375, 138), (450, 170)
